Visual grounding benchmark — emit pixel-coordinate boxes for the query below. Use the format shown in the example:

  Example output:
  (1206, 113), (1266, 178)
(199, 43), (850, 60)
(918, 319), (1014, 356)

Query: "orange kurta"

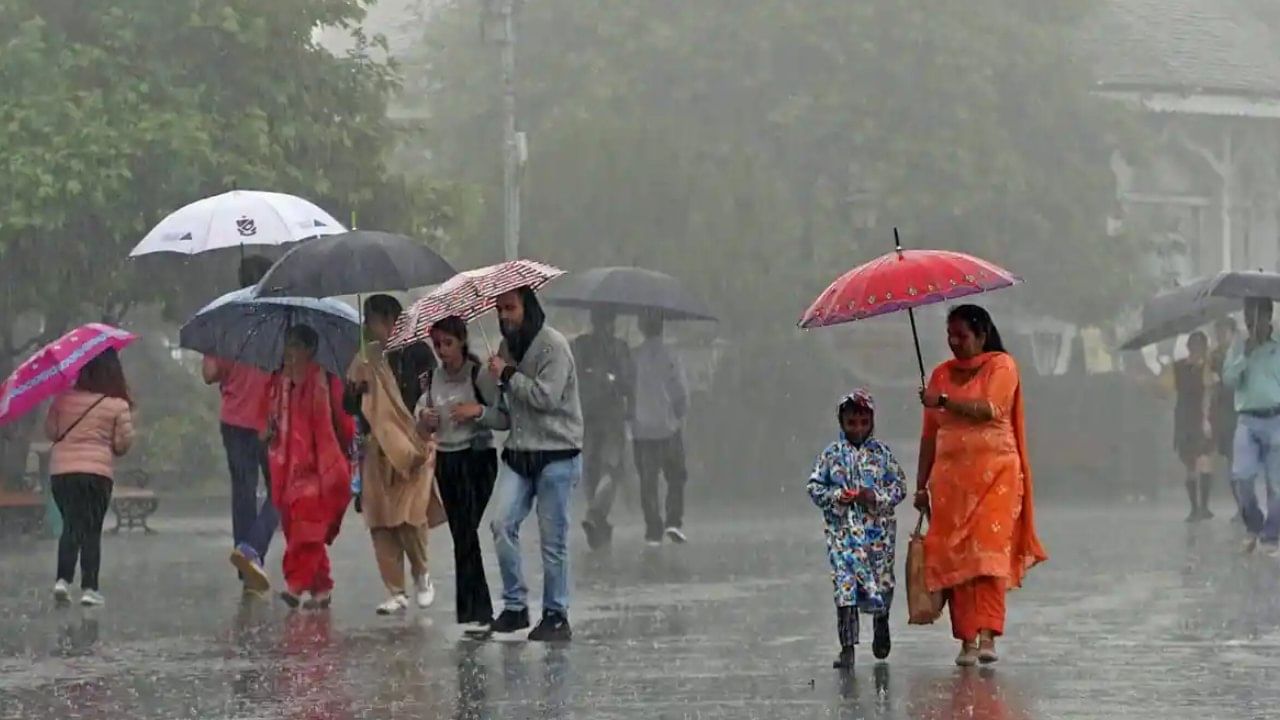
(922, 352), (1046, 593)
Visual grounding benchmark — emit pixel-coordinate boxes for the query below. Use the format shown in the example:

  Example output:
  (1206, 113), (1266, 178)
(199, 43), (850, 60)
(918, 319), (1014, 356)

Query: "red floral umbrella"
(388, 259), (564, 350)
(799, 230), (1021, 381)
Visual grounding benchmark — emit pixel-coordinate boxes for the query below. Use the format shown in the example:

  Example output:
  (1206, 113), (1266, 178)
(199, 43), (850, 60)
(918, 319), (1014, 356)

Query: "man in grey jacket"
(486, 286), (584, 641)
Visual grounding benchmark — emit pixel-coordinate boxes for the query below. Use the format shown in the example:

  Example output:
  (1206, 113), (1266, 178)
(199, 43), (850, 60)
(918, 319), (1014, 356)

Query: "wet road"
(1, 500), (1277, 719)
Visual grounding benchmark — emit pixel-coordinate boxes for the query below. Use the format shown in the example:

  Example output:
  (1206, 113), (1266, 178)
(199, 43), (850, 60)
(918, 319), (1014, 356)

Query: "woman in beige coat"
(348, 325), (447, 615)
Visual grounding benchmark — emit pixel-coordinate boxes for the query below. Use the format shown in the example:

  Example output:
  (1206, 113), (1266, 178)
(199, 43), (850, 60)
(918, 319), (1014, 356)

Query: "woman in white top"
(416, 316), (508, 629)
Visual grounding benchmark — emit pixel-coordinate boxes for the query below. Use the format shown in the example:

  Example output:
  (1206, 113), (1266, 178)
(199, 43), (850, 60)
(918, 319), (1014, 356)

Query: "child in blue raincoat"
(806, 389), (907, 669)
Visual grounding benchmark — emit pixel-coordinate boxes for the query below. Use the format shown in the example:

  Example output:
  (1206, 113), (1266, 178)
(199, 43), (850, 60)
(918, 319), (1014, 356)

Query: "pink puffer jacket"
(45, 390), (135, 480)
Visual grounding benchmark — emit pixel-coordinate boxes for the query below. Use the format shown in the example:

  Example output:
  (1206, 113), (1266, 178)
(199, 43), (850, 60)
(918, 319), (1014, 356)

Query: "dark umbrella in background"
(254, 230), (457, 299)
(180, 287), (360, 376)
(1118, 278), (1237, 351)
(541, 266), (717, 321)
(1195, 270), (1280, 302)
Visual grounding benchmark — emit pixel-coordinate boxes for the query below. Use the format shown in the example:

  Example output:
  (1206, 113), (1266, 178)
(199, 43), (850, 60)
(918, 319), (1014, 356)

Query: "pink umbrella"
(387, 259), (564, 350)
(0, 323), (138, 426)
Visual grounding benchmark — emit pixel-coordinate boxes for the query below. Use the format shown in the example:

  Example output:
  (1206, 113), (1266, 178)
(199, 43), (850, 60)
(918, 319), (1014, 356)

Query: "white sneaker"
(665, 527), (688, 544)
(414, 575), (436, 609)
(376, 594), (409, 615)
(53, 580), (70, 603)
(80, 590), (105, 607)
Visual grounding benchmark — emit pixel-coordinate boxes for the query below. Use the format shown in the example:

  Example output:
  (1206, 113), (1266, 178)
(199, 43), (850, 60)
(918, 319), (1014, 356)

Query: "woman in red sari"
(916, 305), (1047, 666)
(264, 325), (355, 609)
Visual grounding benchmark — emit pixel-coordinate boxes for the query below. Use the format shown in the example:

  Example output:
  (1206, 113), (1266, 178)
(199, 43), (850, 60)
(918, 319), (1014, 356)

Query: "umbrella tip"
(893, 227), (903, 254)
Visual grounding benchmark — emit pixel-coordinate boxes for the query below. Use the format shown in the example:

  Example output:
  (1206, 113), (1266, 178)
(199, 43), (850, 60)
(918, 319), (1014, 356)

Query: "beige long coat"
(347, 347), (446, 530)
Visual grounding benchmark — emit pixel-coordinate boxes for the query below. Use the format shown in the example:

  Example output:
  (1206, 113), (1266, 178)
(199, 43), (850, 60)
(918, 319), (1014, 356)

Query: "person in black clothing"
(1171, 331), (1214, 521)
(344, 294), (437, 511)
(572, 309), (634, 550)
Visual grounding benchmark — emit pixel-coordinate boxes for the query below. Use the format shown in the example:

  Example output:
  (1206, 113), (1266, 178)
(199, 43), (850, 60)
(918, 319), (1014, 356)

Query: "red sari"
(267, 363), (355, 595)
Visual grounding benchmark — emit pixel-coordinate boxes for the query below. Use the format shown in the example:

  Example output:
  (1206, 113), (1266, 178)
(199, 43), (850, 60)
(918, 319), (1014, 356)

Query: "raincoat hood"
(837, 388), (876, 445)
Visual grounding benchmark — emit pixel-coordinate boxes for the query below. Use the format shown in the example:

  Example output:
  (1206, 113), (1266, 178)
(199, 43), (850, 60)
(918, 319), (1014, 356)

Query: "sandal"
(955, 642), (979, 667)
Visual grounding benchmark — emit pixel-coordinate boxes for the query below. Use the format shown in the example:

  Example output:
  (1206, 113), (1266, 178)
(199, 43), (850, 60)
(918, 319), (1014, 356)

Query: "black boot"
(1185, 479), (1200, 522)
(833, 606), (858, 669)
(1199, 474), (1214, 520)
(872, 614), (891, 660)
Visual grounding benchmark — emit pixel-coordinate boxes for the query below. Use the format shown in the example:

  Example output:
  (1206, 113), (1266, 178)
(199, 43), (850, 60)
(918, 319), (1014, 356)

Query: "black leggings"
(51, 473), (113, 591)
(436, 448), (497, 624)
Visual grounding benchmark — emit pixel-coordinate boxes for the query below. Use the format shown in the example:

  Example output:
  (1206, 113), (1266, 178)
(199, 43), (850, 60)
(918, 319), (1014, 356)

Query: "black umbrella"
(254, 230), (457, 298)
(542, 266), (717, 321)
(1197, 270), (1280, 301)
(1119, 277), (1236, 351)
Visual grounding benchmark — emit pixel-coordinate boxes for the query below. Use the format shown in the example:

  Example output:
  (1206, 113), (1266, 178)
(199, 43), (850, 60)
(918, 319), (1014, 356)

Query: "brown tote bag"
(906, 513), (944, 625)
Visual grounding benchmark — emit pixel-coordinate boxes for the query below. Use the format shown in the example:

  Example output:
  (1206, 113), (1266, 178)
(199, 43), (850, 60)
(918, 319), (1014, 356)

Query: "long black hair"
(947, 304), (1006, 353)
(432, 315), (483, 367)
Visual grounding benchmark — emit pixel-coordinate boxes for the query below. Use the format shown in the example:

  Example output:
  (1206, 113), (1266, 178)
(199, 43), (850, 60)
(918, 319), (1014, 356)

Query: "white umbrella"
(129, 190), (346, 257)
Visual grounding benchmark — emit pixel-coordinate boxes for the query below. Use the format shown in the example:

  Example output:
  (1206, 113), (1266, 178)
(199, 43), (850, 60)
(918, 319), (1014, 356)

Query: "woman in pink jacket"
(45, 349), (135, 607)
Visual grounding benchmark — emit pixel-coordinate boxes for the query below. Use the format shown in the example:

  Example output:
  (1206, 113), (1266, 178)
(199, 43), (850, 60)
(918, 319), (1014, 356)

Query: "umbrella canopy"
(799, 231), (1022, 383)
(1119, 278), (1237, 351)
(541, 266), (717, 321)
(129, 190), (345, 257)
(799, 248), (1021, 329)
(254, 230), (457, 298)
(388, 260), (564, 349)
(180, 287), (360, 376)
(1196, 270), (1280, 301)
(0, 324), (138, 426)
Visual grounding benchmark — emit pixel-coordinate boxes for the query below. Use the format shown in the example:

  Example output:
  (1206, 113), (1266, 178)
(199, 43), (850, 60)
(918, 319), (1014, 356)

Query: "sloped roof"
(1080, 0), (1280, 98)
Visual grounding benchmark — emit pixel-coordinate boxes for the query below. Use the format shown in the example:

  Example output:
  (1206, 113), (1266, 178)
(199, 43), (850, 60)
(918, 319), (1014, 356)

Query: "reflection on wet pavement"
(1, 503), (1277, 718)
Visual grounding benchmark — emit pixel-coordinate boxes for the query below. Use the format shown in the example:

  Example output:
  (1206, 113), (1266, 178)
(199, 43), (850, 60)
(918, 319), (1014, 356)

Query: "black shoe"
(279, 591), (301, 609)
(832, 647), (855, 669)
(528, 611), (572, 642)
(490, 608), (530, 634)
(872, 615), (891, 660)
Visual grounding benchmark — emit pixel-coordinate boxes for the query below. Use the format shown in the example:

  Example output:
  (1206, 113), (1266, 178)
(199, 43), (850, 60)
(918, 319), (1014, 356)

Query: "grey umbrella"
(542, 266), (716, 321)
(254, 230), (456, 298)
(1119, 277), (1237, 351)
(1196, 270), (1280, 301)
(180, 287), (360, 375)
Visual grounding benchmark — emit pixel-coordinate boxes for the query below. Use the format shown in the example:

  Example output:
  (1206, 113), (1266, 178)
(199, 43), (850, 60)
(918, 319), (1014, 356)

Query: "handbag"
(906, 513), (945, 625)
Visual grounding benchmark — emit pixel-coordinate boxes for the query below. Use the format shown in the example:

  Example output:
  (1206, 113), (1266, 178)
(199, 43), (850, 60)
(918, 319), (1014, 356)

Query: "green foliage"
(411, 0), (1147, 328)
(0, 0), (466, 475)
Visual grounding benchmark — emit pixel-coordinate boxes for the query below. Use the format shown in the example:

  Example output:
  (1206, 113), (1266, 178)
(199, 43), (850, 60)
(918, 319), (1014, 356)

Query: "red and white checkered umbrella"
(387, 259), (564, 349)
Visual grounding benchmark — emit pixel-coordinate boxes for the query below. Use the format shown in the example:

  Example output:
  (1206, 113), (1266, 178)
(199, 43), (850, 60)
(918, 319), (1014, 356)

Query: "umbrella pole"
(477, 320), (496, 356)
(894, 227), (927, 385)
(907, 307), (927, 387)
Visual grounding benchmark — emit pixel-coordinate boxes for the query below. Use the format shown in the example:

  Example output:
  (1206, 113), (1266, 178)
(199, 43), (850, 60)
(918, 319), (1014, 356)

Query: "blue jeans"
(1232, 413), (1280, 544)
(222, 424), (278, 563)
(490, 455), (581, 615)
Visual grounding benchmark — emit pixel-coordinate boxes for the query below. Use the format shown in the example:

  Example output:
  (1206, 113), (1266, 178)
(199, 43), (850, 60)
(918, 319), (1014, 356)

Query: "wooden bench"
(109, 469), (159, 534)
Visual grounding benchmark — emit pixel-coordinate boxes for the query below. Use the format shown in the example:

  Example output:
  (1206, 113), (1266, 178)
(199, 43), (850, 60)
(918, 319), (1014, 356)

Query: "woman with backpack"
(46, 349), (135, 607)
(416, 315), (508, 630)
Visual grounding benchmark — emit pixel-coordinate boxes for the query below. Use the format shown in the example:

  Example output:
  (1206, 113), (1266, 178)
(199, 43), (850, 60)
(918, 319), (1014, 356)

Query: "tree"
(0, 0), (466, 479)
(410, 0), (1147, 327)
(406, 0), (1149, 489)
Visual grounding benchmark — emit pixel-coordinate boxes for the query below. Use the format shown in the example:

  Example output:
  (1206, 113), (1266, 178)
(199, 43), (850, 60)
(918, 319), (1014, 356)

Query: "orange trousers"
(947, 576), (1006, 642)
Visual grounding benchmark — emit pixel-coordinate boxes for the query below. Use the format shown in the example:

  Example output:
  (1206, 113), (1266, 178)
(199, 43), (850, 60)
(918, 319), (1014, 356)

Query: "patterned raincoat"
(807, 393), (908, 612)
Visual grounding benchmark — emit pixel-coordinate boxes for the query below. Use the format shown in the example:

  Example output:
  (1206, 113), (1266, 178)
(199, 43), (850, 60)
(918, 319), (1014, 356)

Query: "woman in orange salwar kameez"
(915, 304), (1047, 667)
(265, 325), (355, 609)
